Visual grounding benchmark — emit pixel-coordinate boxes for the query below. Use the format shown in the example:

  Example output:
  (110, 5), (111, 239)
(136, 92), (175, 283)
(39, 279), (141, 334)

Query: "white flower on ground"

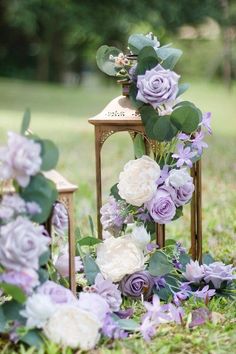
(43, 306), (101, 350)
(165, 168), (192, 189)
(118, 156), (161, 207)
(130, 224), (151, 251)
(20, 293), (56, 328)
(183, 260), (205, 284)
(0, 132), (42, 187)
(96, 236), (145, 282)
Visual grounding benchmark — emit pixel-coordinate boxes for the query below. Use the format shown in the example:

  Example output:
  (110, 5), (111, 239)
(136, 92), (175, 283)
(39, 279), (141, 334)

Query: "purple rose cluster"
(146, 167), (194, 224)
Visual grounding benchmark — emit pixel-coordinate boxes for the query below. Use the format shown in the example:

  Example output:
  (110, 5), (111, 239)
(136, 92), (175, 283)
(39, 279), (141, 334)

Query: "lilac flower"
(0, 269), (39, 294)
(102, 314), (128, 339)
(203, 262), (236, 289)
(119, 271), (155, 300)
(93, 273), (122, 312)
(156, 165), (169, 186)
(140, 316), (156, 341)
(37, 280), (77, 304)
(167, 303), (184, 324)
(178, 132), (190, 141)
(193, 285), (216, 301)
(176, 242), (186, 255)
(199, 112), (212, 134)
(52, 202), (68, 235)
(191, 131), (208, 155)
(146, 187), (176, 224)
(115, 308), (134, 319)
(100, 196), (125, 235)
(173, 258), (182, 269)
(183, 260), (205, 284)
(136, 64), (180, 110)
(172, 145), (196, 168)
(189, 307), (211, 328)
(146, 243), (159, 253)
(144, 295), (171, 324)
(153, 276), (166, 290)
(0, 194), (26, 221)
(0, 132), (42, 187)
(173, 290), (189, 306)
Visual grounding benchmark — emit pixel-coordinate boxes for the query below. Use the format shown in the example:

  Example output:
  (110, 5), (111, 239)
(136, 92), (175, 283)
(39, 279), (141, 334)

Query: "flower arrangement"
(97, 32), (211, 228)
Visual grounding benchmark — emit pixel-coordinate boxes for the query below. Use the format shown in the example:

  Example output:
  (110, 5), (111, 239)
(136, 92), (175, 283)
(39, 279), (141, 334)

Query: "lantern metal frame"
(89, 94), (202, 261)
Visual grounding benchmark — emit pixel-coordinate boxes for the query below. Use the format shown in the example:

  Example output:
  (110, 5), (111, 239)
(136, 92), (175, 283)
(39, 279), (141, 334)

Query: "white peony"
(130, 224), (151, 251)
(183, 260), (205, 284)
(96, 236), (145, 282)
(165, 168), (191, 189)
(77, 292), (110, 322)
(117, 156), (161, 206)
(20, 293), (57, 328)
(43, 306), (101, 350)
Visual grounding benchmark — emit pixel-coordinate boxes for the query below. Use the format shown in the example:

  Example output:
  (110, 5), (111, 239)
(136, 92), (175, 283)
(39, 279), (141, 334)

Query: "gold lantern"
(89, 87), (202, 260)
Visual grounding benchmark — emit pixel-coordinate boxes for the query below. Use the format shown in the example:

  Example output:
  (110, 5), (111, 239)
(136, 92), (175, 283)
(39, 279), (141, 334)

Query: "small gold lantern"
(89, 88), (202, 260)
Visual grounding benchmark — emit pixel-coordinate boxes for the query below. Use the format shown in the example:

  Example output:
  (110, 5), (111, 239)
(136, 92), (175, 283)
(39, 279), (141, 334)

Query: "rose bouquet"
(97, 32), (212, 230)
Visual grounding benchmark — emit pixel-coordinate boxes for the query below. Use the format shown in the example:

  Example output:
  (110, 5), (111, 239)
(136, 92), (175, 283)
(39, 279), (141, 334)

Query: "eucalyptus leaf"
(83, 254), (100, 285)
(179, 253), (191, 270)
(154, 286), (172, 301)
(0, 283), (26, 303)
(153, 116), (178, 142)
(20, 109), (31, 135)
(110, 183), (122, 201)
(21, 329), (44, 348)
(170, 105), (200, 134)
(139, 105), (159, 139)
(129, 82), (143, 109)
(202, 253), (215, 265)
(96, 45), (121, 76)
(0, 307), (6, 332)
(177, 83), (190, 97)
(148, 251), (173, 276)
(156, 47), (182, 69)
(172, 206), (183, 221)
(78, 236), (102, 247)
(2, 300), (24, 322)
(128, 33), (158, 54)
(136, 46), (158, 75)
(20, 173), (58, 223)
(133, 134), (146, 158)
(38, 139), (59, 171)
(39, 250), (50, 266)
(113, 317), (139, 331)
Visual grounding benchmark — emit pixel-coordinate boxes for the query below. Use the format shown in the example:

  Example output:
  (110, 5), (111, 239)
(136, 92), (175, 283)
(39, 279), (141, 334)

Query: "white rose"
(43, 306), (101, 350)
(118, 155), (161, 206)
(183, 260), (205, 284)
(20, 293), (57, 328)
(96, 236), (145, 282)
(77, 292), (110, 322)
(165, 168), (191, 189)
(130, 224), (151, 251)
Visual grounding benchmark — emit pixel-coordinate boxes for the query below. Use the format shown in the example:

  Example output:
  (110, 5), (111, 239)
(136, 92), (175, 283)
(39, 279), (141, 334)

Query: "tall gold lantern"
(89, 86), (202, 260)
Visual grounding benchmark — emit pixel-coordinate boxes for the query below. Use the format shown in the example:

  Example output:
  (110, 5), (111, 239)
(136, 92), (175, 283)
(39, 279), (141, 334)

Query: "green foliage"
(128, 33), (159, 55)
(148, 251), (173, 276)
(96, 45), (121, 76)
(39, 250), (51, 266)
(202, 253), (215, 265)
(20, 109), (31, 135)
(177, 83), (190, 97)
(156, 47), (182, 69)
(20, 329), (44, 349)
(110, 183), (122, 201)
(20, 174), (58, 223)
(170, 103), (200, 134)
(133, 134), (146, 158)
(0, 283), (26, 304)
(83, 254), (100, 285)
(112, 315), (139, 331)
(136, 46), (158, 75)
(2, 300), (24, 322)
(38, 139), (59, 171)
(78, 236), (102, 247)
(0, 307), (6, 332)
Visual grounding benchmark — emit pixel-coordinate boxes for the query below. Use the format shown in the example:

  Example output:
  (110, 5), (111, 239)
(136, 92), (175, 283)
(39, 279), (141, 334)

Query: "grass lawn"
(0, 77), (236, 353)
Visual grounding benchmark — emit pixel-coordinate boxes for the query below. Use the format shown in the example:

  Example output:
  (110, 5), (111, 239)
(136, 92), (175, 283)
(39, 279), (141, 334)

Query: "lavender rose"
(136, 64), (180, 110)
(119, 271), (154, 299)
(0, 269), (39, 294)
(93, 273), (122, 312)
(174, 182), (194, 207)
(146, 187), (176, 224)
(0, 132), (42, 187)
(203, 262), (236, 289)
(0, 216), (49, 271)
(37, 280), (77, 304)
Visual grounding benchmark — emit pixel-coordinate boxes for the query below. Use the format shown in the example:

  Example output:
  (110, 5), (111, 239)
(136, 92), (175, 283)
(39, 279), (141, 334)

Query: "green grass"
(0, 77), (236, 353)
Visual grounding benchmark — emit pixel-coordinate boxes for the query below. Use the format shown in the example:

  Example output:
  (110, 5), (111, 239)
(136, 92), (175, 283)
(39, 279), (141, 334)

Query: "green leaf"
(129, 82), (143, 109)
(172, 206), (183, 221)
(20, 109), (31, 135)
(20, 173), (58, 223)
(156, 47), (182, 69)
(96, 45), (121, 76)
(148, 251), (173, 276)
(38, 268), (49, 283)
(110, 183), (122, 201)
(21, 329), (44, 348)
(179, 253), (191, 270)
(88, 215), (95, 237)
(139, 105), (159, 140)
(113, 316), (139, 331)
(0, 283), (26, 303)
(39, 250), (51, 266)
(78, 236), (102, 247)
(2, 300), (24, 322)
(170, 105), (200, 134)
(133, 134), (146, 158)
(154, 285), (172, 301)
(136, 46), (158, 75)
(83, 254), (100, 285)
(38, 139), (59, 171)
(153, 116), (178, 142)
(177, 83), (190, 97)
(128, 33), (158, 54)
(0, 307), (6, 332)
(202, 253), (215, 265)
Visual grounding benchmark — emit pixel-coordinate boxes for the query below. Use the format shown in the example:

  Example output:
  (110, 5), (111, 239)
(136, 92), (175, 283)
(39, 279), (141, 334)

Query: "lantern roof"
(88, 95), (142, 126)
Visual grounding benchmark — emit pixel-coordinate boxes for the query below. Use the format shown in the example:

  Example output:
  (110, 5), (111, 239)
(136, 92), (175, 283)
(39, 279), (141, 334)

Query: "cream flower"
(96, 236), (145, 282)
(130, 224), (151, 251)
(118, 156), (161, 206)
(43, 306), (101, 350)
(183, 260), (205, 284)
(165, 168), (192, 189)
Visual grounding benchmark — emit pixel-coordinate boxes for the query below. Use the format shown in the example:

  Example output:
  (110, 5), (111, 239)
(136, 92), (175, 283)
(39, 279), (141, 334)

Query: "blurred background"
(0, 0), (235, 259)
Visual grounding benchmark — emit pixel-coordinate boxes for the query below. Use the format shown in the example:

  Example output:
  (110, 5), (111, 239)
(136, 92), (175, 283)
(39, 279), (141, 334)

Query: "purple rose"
(119, 271), (154, 299)
(93, 273), (122, 312)
(52, 202), (68, 235)
(37, 280), (77, 304)
(146, 187), (176, 224)
(174, 182), (194, 207)
(136, 64), (180, 110)
(0, 269), (39, 294)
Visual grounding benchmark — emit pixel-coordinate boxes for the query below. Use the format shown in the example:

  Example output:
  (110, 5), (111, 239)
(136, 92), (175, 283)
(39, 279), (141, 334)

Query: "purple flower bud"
(119, 271), (154, 299)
